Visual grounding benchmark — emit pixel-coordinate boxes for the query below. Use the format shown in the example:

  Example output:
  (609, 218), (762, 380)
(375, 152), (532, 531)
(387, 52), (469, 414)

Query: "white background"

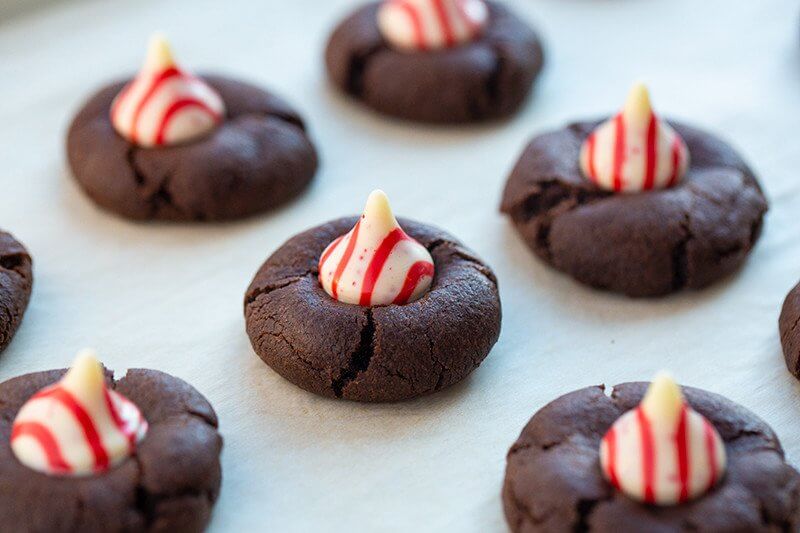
(1, 0), (800, 531)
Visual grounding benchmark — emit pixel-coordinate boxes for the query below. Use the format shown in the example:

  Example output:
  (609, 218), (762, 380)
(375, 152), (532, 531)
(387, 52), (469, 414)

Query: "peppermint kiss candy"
(319, 190), (435, 306)
(377, 0), (489, 52)
(580, 83), (690, 193)
(110, 34), (225, 148)
(11, 350), (148, 476)
(600, 373), (726, 506)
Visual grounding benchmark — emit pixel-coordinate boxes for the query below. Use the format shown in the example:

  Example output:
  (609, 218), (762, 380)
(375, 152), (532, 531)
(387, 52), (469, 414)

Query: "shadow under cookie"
(244, 217), (502, 402)
(67, 75), (318, 222)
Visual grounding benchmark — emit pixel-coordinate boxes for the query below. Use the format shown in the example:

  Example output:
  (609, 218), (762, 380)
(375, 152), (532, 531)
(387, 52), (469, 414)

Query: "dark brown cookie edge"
(0, 230), (33, 354)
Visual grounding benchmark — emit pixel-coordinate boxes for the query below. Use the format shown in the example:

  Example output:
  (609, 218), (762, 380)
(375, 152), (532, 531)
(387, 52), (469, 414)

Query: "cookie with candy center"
(325, 1), (544, 123)
(245, 195), (501, 402)
(500, 82), (767, 297)
(67, 34), (318, 221)
(318, 190), (434, 306)
(0, 352), (222, 531)
(503, 378), (800, 531)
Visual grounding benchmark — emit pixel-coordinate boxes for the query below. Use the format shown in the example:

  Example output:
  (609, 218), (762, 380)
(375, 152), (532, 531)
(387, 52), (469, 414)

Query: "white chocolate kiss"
(599, 373), (726, 506)
(377, 0), (488, 52)
(318, 190), (435, 306)
(579, 83), (690, 192)
(110, 34), (225, 147)
(11, 349), (148, 476)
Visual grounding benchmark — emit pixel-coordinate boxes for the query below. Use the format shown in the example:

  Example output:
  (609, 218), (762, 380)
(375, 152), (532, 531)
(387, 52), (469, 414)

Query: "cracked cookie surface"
(324, 2), (544, 123)
(0, 367), (222, 533)
(244, 217), (502, 402)
(67, 75), (318, 221)
(502, 382), (800, 532)
(500, 120), (768, 297)
(0, 231), (32, 354)
(779, 282), (800, 379)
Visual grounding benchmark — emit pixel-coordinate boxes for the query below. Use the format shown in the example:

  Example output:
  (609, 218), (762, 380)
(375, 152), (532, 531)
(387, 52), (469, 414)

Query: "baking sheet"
(1, 0), (800, 530)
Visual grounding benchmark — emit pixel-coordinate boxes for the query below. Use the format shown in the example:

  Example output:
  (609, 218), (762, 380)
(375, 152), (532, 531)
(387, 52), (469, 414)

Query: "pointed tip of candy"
(623, 81), (653, 121)
(62, 349), (106, 394)
(145, 32), (175, 71)
(641, 371), (685, 421)
(363, 189), (399, 230)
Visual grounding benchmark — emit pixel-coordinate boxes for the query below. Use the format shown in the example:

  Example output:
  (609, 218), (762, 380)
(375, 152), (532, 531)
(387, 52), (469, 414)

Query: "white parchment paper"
(1, 0), (799, 531)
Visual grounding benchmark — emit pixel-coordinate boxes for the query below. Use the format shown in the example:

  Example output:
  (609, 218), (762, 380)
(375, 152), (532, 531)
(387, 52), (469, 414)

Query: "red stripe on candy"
(360, 228), (407, 306)
(603, 427), (621, 489)
(676, 405), (690, 503)
(612, 113), (626, 192)
(432, 0), (456, 47)
(153, 98), (219, 146)
(637, 407), (656, 504)
(393, 260), (434, 304)
(643, 113), (658, 191)
(704, 420), (718, 490)
(129, 66), (181, 144)
(36, 387), (109, 471)
(397, 1), (427, 50)
(666, 136), (682, 188)
(12, 421), (72, 473)
(331, 221), (361, 300)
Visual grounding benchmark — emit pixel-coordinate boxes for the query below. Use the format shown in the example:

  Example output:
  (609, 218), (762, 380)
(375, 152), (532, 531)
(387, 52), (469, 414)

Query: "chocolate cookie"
(325, 2), (544, 123)
(244, 216), (501, 402)
(0, 367), (222, 532)
(779, 281), (800, 379)
(500, 120), (768, 297)
(0, 231), (32, 353)
(503, 382), (800, 532)
(67, 75), (318, 221)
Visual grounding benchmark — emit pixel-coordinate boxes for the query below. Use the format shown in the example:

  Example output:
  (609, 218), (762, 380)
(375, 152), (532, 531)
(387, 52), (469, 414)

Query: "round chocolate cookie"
(500, 121), (768, 297)
(67, 75), (318, 221)
(244, 217), (501, 402)
(503, 382), (800, 532)
(325, 2), (544, 123)
(0, 367), (222, 532)
(779, 281), (800, 379)
(0, 231), (32, 353)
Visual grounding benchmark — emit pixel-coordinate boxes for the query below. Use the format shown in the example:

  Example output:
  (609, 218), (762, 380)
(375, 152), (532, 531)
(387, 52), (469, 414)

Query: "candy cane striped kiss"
(110, 34), (225, 148)
(580, 83), (689, 193)
(378, 0), (488, 51)
(319, 190), (435, 306)
(599, 373), (726, 505)
(11, 350), (148, 476)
